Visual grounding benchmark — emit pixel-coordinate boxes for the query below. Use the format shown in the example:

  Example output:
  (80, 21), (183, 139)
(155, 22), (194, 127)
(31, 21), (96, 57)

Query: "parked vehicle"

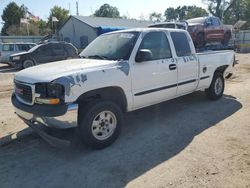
(12, 28), (235, 149)
(187, 16), (232, 47)
(0, 43), (36, 64)
(9, 41), (78, 69)
(148, 21), (188, 30)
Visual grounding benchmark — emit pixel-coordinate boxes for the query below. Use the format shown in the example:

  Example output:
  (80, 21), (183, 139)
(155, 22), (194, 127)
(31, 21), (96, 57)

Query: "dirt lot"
(0, 54), (249, 188)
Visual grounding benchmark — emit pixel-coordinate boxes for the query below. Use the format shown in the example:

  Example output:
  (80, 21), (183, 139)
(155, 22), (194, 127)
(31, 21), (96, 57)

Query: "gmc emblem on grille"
(15, 87), (23, 95)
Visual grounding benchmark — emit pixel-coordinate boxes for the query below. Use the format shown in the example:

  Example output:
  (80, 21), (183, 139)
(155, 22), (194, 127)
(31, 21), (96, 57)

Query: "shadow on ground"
(0, 92), (242, 188)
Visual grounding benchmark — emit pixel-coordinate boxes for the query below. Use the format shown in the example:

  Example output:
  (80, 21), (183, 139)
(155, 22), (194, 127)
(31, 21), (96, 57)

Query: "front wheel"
(23, 59), (35, 69)
(78, 100), (123, 149)
(205, 72), (225, 100)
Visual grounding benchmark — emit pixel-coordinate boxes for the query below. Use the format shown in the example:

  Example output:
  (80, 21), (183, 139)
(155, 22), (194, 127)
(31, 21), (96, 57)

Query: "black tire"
(23, 59), (34, 69)
(205, 72), (225, 100)
(222, 32), (231, 46)
(196, 33), (206, 47)
(78, 100), (123, 149)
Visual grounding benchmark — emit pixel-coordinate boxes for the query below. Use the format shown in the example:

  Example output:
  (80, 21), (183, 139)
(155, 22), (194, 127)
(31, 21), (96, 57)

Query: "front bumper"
(9, 60), (22, 68)
(12, 94), (78, 129)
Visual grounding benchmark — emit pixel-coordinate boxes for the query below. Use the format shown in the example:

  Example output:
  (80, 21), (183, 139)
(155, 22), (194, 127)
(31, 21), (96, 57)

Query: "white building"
(58, 15), (153, 48)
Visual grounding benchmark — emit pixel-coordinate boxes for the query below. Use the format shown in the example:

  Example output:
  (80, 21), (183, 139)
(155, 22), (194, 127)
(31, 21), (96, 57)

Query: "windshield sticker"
(119, 33), (134, 39)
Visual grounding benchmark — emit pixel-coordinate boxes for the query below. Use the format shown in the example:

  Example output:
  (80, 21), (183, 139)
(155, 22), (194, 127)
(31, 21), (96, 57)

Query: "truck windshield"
(80, 32), (139, 61)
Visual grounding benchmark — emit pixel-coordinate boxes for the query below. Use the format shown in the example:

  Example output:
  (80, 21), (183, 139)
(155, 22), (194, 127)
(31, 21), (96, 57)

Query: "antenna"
(76, 1), (79, 16)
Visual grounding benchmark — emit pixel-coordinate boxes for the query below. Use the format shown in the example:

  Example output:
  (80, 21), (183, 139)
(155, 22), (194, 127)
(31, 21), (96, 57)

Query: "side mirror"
(135, 49), (153, 62)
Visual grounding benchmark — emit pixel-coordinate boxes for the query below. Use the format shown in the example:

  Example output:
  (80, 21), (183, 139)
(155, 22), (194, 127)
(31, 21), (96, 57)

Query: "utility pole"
(76, 1), (79, 16)
(69, 3), (71, 15)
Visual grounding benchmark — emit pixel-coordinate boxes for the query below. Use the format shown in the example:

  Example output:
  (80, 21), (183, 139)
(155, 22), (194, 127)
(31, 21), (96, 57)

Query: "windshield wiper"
(87, 55), (108, 60)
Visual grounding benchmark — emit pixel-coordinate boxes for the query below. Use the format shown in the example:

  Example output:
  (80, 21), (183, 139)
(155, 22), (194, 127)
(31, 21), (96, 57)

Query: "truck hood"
(10, 51), (29, 57)
(15, 58), (118, 83)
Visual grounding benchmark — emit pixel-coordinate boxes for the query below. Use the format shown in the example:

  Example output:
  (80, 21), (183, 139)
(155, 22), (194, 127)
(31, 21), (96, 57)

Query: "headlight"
(12, 56), (20, 60)
(35, 83), (65, 104)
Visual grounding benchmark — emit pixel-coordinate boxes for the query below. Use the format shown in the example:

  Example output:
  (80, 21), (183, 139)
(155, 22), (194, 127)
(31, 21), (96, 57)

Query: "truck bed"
(196, 50), (235, 90)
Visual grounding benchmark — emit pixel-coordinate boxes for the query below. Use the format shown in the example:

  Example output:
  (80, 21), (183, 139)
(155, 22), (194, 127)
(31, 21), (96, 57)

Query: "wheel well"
(214, 65), (228, 75)
(76, 87), (127, 112)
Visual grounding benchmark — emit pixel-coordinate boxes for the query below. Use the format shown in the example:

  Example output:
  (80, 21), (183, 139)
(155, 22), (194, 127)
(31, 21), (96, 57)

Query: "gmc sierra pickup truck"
(12, 28), (235, 149)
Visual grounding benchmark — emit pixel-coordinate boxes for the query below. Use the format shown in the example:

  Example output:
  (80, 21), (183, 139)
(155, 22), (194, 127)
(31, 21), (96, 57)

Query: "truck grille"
(14, 81), (33, 104)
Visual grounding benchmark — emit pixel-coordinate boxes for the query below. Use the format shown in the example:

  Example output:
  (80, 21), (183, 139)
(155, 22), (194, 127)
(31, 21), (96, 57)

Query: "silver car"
(0, 43), (36, 64)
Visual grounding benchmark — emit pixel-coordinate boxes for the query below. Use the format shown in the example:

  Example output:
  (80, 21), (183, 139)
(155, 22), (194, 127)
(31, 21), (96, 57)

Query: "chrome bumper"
(15, 103), (78, 129)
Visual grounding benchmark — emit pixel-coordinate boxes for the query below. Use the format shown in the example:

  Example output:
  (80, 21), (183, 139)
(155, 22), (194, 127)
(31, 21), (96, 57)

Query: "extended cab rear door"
(170, 31), (199, 95)
(131, 31), (178, 109)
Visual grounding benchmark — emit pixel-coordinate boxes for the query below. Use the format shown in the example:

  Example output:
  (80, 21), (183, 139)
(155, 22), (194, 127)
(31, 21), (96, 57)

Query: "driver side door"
(35, 44), (53, 64)
(131, 31), (178, 109)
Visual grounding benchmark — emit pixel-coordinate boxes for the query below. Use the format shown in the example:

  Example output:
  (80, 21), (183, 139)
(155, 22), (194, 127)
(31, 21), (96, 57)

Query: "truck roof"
(103, 27), (188, 35)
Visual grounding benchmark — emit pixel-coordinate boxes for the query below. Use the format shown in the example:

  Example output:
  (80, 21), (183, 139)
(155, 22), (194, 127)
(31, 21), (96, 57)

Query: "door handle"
(169, 64), (177, 70)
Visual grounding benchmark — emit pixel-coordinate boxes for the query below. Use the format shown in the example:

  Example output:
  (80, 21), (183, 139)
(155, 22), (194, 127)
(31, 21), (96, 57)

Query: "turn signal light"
(35, 98), (60, 105)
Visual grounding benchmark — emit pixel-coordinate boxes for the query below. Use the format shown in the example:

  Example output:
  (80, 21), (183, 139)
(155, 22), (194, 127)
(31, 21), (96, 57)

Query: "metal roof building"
(58, 15), (153, 49)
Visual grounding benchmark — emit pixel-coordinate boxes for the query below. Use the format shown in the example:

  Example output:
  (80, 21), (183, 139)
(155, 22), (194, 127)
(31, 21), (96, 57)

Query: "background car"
(0, 43), (36, 64)
(187, 16), (232, 47)
(10, 41), (78, 69)
(148, 21), (188, 30)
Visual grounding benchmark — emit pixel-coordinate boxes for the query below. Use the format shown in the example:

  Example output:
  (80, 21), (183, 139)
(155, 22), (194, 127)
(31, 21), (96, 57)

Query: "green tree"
(1, 2), (26, 35)
(164, 6), (208, 21)
(7, 23), (41, 35)
(149, 12), (164, 22)
(223, 0), (250, 28)
(203, 0), (236, 19)
(94, 4), (120, 18)
(164, 7), (178, 21)
(185, 6), (209, 19)
(48, 6), (69, 31)
(37, 19), (51, 35)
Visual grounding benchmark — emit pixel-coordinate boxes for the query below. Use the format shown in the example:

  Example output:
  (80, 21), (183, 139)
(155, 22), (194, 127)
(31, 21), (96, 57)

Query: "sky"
(0, 0), (208, 29)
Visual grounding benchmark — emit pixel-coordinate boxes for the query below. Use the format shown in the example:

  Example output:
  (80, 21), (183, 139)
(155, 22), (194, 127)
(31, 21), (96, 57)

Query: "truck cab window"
(2, 44), (14, 51)
(212, 18), (220, 26)
(138, 32), (172, 61)
(52, 44), (65, 56)
(170, 32), (192, 57)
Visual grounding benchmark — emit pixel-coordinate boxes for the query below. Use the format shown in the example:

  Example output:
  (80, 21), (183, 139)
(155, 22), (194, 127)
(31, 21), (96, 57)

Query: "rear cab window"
(16, 44), (29, 51)
(170, 32), (192, 57)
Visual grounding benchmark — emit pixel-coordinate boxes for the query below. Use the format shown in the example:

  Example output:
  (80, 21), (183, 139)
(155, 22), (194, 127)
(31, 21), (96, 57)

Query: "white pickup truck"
(12, 28), (235, 149)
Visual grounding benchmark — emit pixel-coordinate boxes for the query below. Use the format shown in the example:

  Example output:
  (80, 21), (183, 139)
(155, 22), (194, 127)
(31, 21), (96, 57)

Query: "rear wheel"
(23, 59), (34, 69)
(77, 100), (123, 149)
(205, 72), (224, 100)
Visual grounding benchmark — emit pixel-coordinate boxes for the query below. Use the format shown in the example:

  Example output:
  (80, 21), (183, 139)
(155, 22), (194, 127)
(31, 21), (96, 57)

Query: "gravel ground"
(0, 54), (249, 188)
